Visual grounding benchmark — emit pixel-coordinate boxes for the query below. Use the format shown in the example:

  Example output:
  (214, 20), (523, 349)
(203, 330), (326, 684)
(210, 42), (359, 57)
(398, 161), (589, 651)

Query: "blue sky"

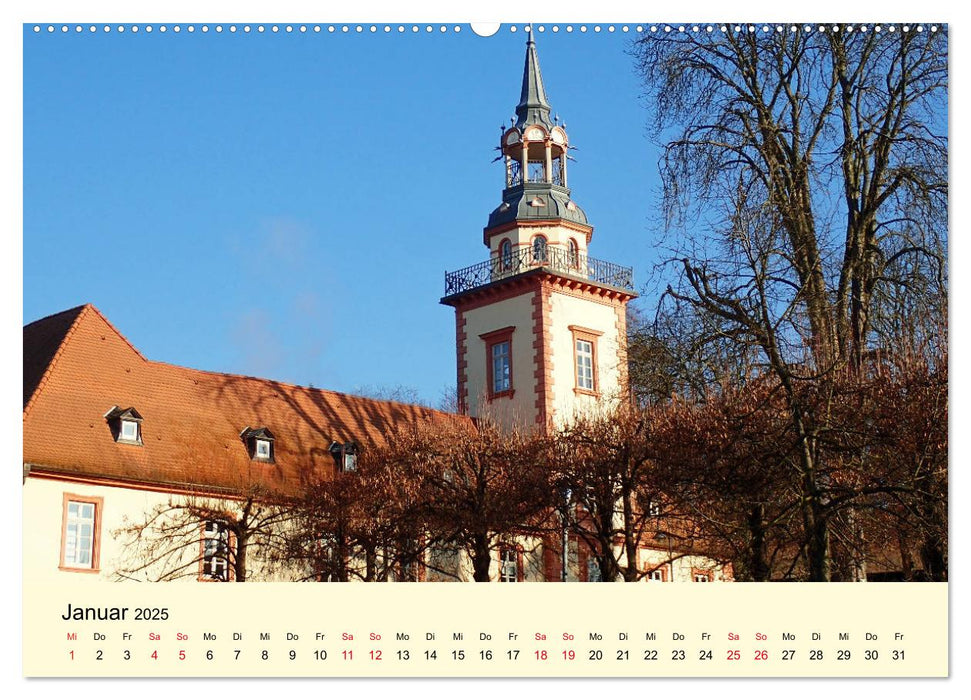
(24, 24), (663, 405)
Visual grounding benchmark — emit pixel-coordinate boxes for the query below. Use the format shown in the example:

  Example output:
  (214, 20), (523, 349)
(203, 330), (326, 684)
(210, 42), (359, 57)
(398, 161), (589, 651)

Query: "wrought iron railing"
(444, 245), (634, 297)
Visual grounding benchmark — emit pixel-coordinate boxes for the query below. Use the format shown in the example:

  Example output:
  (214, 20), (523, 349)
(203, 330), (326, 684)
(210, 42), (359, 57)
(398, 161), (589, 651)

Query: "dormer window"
(120, 419), (139, 441)
(104, 406), (143, 446)
(240, 427), (275, 463)
(329, 441), (359, 473)
(255, 439), (271, 460)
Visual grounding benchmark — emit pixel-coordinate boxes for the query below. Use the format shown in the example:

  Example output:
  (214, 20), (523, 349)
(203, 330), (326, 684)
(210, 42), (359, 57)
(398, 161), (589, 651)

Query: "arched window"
(499, 239), (513, 270)
(568, 239), (579, 268)
(532, 235), (548, 263)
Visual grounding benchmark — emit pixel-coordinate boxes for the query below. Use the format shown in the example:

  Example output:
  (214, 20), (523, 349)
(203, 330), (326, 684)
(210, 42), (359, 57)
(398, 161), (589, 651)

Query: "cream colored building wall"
(462, 291), (537, 430)
(424, 536), (546, 582)
(488, 224), (588, 259)
(23, 476), (305, 584)
(548, 291), (624, 428)
(637, 547), (733, 583)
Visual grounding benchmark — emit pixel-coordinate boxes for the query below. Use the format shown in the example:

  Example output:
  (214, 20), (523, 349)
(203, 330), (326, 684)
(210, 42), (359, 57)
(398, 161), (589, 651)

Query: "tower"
(442, 32), (637, 431)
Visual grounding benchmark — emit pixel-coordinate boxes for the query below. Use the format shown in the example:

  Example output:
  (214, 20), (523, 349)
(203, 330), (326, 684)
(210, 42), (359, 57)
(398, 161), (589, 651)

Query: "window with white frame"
(568, 238), (579, 267)
(120, 419), (139, 442)
(491, 341), (511, 394)
(693, 570), (712, 583)
(576, 338), (594, 390)
(647, 567), (666, 582)
(500, 548), (519, 582)
(202, 521), (230, 581)
(255, 439), (271, 460)
(62, 499), (98, 569)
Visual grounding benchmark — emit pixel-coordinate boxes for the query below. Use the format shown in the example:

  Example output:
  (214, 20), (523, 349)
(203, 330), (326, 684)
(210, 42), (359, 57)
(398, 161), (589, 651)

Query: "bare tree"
(415, 421), (553, 582)
(631, 25), (947, 580)
(114, 485), (295, 582)
(553, 406), (712, 582)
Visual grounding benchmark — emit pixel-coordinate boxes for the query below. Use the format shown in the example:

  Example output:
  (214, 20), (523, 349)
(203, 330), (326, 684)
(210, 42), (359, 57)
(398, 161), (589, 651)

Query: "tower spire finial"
(515, 25), (553, 129)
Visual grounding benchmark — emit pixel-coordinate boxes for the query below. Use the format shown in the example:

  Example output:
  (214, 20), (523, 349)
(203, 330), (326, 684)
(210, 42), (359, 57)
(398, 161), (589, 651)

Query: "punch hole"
(469, 23), (499, 37)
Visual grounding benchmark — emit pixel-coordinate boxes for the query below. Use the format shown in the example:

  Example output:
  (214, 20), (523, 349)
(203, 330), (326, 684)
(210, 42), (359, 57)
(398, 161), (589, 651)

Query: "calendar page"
(20, 5), (950, 688)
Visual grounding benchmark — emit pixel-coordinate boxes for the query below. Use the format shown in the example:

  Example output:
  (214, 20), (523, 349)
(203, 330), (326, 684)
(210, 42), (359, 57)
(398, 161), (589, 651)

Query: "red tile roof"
(23, 305), (470, 496)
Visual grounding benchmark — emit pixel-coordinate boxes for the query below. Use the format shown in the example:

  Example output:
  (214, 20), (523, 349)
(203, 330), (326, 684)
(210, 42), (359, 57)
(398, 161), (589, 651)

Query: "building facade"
(23, 35), (730, 585)
(442, 33), (635, 432)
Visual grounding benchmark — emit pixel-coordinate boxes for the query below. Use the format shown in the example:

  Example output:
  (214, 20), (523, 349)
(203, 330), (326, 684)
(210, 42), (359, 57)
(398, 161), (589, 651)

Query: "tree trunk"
(472, 534), (492, 582)
(234, 533), (248, 583)
(747, 504), (770, 582)
(364, 543), (377, 582)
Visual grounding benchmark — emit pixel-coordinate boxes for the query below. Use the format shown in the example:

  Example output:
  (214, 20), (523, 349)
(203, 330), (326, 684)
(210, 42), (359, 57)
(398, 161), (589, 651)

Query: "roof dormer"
(104, 406), (143, 446)
(329, 441), (359, 473)
(240, 426), (275, 463)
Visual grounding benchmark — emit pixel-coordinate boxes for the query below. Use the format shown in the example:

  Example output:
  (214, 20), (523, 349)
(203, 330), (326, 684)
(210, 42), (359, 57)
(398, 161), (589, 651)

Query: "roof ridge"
(23, 304), (92, 420)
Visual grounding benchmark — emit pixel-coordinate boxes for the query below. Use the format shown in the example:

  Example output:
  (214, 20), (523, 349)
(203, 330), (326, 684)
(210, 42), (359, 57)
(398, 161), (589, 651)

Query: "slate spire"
(515, 28), (554, 130)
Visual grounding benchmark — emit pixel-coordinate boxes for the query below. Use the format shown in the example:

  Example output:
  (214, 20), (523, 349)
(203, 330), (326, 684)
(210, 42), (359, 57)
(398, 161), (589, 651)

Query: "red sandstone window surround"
(59, 493), (103, 573)
(646, 565), (669, 582)
(480, 326), (516, 400)
(569, 325), (603, 396)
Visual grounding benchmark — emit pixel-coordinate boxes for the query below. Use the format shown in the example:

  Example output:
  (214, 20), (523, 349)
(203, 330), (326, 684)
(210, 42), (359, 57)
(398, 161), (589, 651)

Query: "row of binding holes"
(32, 24), (942, 34)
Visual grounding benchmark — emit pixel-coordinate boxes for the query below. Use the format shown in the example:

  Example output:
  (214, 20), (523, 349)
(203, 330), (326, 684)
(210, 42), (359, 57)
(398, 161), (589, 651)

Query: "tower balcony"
(444, 245), (635, 298)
